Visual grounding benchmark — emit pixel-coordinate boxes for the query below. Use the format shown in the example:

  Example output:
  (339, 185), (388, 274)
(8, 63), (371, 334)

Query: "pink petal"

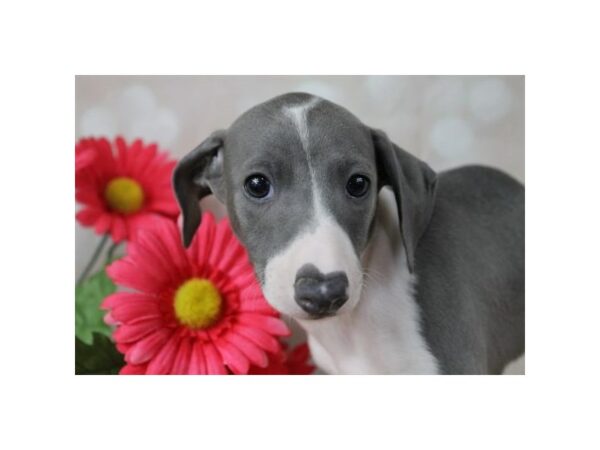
(189, 212), (215, 270)
(106, 258), (169, 294)
(188, 340), (209, 375)
(132, 227), (184, 283)
(116, 342), (133, 354)
(222, 265), (258, 292)
(126, 213), (166, 242)
(233, 325), (282, 354)
(287, 343), (315, 375)
(76, 187), (102, 206)
(97, 138), (117, 172)
(237, 314), (290, 336)
(146, 333), (179, 374)
(101, 292), (158, 310)
(290, 343), (310, 362)
(75, 146), (96, 171)
(94, 214), (113, 235)
(171, 337), (193, 375)
(110, 300), (161, 324)
(120, 363), (147, 375)
(238, 284), (274, 314)
(217, 340), (250, 375)
(224, 333), (269, 368)
(204, 340), (227, 375)
(76, 208), (102, 226)
(235, 268), (260, 289)
(113, 318), (162, 344)
(135, 143), (159, 175)
(208, 219), (235, 269)
(125, 328), (172, 365)
(151, 220), (191, 277)
(128, 140), (155, 176)
(215, 241), (246, 273)
(124, 241), (176, 290)
(142, 154), (173, 180)
(115, 136), (129, 172)
(104, 311), (117, 326)
(110, 216), (128, 242)
(148, 199), (179, 216)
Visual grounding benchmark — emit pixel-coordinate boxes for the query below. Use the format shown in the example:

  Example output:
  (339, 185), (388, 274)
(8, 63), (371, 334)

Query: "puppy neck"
(298, 189), (439, 374)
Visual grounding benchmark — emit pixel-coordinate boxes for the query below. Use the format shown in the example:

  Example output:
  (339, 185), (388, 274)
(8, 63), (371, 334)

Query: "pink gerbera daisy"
(75, 137), (179, 242)
(102, 213), (290, 374)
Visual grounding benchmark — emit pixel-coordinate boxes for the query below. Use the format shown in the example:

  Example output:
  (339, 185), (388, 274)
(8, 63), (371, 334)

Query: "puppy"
(174, 92), (525, 374)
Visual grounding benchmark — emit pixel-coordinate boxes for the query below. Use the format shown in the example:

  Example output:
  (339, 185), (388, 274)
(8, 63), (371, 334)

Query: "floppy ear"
(173, 130), (226, 247)
(371, 129), (437, 273)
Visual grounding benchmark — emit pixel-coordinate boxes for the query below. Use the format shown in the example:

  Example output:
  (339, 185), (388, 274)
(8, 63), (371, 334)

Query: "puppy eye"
(346, 174), (370, 198)
(244, 174), (272, 199)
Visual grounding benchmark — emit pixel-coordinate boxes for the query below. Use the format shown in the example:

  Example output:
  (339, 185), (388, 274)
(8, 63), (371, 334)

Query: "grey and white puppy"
(173, 92), (525, 374)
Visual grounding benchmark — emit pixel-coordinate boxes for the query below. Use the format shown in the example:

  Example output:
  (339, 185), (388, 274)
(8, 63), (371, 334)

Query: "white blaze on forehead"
(283, 97), (323, 211)
(283, 97), (321, 153)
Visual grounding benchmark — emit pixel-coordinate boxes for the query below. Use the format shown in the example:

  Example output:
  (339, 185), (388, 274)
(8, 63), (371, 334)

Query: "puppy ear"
(173, 130), (226, 247)
(371, 129), (437, 273)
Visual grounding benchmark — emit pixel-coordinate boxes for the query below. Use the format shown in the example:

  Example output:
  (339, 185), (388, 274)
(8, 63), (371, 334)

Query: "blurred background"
(76, 75), (524, 273)
(75, 75), (525, 373)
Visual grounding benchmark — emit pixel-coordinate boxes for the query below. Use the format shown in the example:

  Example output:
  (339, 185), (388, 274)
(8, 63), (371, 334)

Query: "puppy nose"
(294, 265), (349, 317)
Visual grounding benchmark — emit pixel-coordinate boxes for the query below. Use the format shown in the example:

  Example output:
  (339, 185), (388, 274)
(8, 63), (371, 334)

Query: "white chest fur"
(298, 189), (439, 374)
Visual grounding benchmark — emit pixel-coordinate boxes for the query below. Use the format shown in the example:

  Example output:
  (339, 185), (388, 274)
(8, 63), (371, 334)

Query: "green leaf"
(75, 267), (116, 345)
(75, 333), (124, 375)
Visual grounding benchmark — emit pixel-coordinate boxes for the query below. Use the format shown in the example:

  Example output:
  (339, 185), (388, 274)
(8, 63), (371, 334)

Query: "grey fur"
(415, 166), (525, 374)
(173, 92), (525, 374)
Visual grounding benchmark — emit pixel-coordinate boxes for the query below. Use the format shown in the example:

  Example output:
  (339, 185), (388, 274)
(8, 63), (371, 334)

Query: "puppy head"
(174, 93), (436, 320)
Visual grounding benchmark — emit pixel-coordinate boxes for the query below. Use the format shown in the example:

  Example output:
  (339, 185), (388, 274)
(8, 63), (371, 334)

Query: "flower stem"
(77, 234), (109, 285)
(106, 241), (122, 263)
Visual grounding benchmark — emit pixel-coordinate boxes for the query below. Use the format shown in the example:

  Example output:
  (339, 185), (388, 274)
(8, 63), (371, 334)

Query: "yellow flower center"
(173, 278), (222, 329)
(104, 177), (145, 214)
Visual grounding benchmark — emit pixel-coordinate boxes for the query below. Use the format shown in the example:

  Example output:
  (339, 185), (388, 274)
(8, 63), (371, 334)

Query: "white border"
(3, 0), (599, 449)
